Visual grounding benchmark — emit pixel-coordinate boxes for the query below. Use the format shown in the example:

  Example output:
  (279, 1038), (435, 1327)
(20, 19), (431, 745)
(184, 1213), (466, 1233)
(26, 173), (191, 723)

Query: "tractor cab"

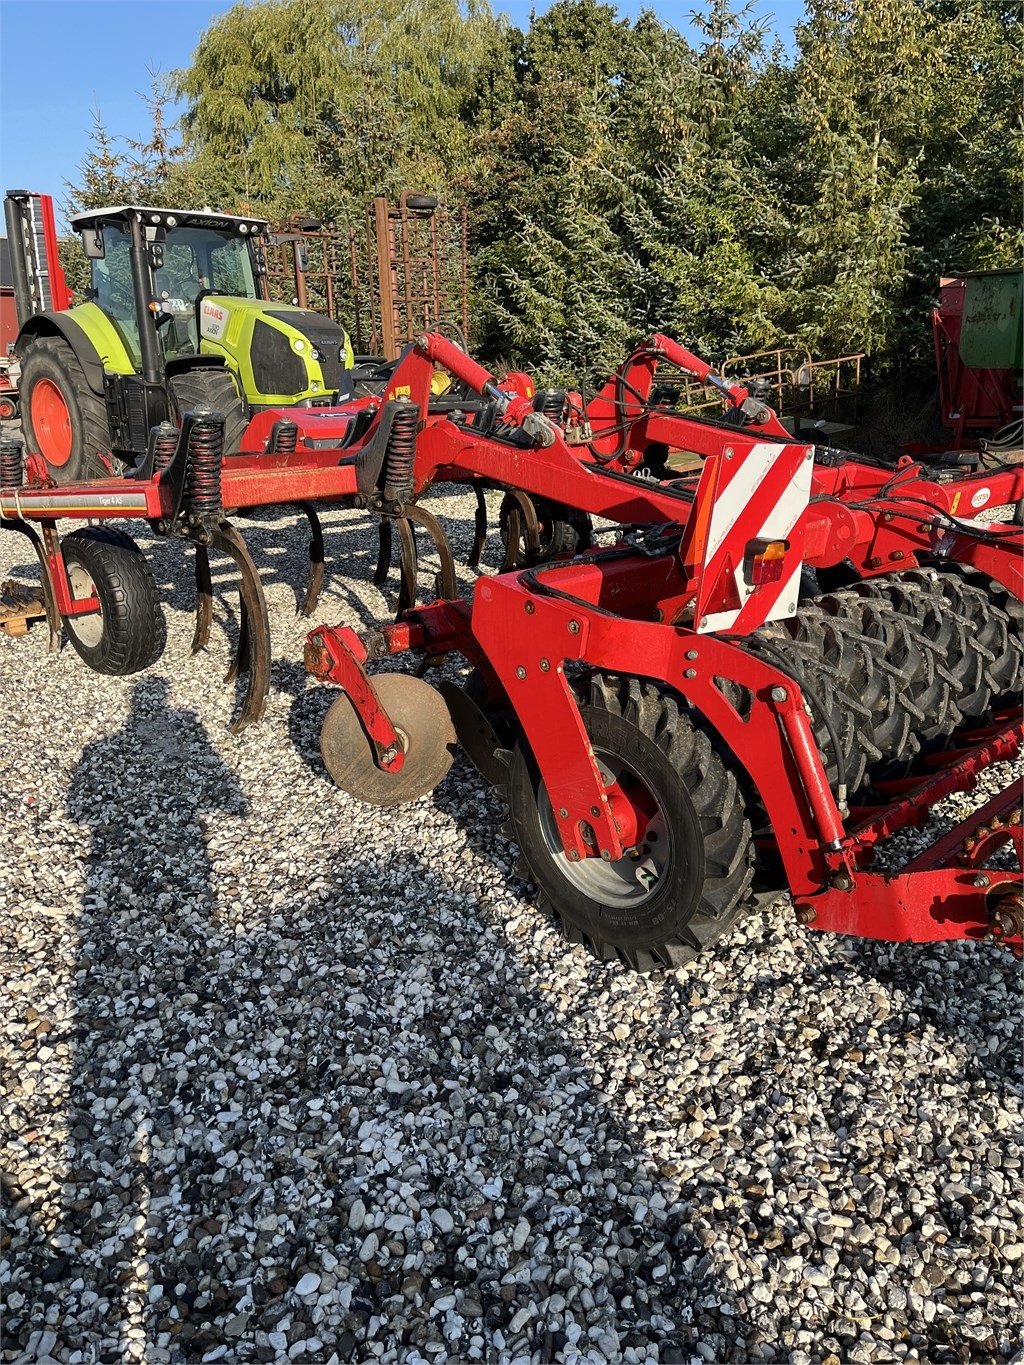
(5, 191), (354, 483)
(75, 206), (267, 372)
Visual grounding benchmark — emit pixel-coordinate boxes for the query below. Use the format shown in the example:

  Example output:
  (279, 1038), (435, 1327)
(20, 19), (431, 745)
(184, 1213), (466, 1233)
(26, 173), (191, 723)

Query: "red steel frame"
(2, 331), (1022, 948)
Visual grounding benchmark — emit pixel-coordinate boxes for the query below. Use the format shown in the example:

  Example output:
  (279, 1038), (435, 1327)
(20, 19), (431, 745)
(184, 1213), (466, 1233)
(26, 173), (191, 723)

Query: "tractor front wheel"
(169, 368), (249, 453)
(20, 337), (112, 483)
(507, 674), (754, 971)
(61, 527), (165, 675)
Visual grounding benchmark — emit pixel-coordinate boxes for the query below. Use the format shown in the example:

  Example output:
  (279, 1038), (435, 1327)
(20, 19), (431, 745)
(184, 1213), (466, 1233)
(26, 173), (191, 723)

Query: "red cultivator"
(1, 331), (1021, 965)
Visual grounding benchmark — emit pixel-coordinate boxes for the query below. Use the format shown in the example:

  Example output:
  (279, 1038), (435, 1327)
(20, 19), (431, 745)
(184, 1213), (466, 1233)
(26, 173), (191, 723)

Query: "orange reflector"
(748, 538), (789, 585)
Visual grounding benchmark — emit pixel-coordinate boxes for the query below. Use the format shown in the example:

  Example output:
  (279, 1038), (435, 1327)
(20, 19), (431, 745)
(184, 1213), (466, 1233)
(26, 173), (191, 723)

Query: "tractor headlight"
(292, 338), (306, 353)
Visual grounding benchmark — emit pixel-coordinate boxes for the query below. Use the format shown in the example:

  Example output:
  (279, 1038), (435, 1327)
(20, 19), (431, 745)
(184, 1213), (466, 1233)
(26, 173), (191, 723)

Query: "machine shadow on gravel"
(4, 678), (248, 1361)
(5, 740), (757, 1361)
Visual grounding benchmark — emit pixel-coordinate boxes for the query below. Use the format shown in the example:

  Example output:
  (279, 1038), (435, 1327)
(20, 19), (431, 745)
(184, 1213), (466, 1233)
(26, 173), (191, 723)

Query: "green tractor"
(4, 193), (354, 483)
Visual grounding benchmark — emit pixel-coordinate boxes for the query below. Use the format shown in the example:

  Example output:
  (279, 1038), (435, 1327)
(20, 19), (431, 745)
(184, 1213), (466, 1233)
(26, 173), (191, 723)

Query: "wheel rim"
(31, 378), (73, 466)
(537, 749), (671, 906)
(67, 563), (103, 648)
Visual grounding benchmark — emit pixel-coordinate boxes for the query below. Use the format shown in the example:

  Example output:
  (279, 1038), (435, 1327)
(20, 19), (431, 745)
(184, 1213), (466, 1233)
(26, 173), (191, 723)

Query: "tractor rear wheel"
(169, 368), (249, 453)
(61, 526), (164, 675)
(20, 337), (112, 483)
(507, 674), (754, 971)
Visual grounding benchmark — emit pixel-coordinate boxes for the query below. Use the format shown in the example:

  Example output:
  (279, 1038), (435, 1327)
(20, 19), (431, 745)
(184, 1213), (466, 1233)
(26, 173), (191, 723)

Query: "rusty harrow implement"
(1, 332), (1021, 963)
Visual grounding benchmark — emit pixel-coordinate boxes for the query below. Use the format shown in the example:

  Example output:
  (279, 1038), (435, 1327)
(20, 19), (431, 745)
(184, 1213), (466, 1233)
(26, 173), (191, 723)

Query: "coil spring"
(533, 388), (568, 424)
(382, 399), (418, 504)
(185, 409), (224, 520)
(149, 421), (179, 474)
(269, 419), (299, 454)
(0, 435), (24, 488)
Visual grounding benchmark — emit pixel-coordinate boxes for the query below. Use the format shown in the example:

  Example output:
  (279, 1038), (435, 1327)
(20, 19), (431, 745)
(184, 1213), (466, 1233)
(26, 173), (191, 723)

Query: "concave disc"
(320, 672), (457, 807)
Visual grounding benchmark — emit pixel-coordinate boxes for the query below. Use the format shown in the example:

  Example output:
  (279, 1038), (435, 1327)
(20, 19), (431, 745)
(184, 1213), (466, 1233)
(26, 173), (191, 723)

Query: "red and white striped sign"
(693, 441), (813, 634)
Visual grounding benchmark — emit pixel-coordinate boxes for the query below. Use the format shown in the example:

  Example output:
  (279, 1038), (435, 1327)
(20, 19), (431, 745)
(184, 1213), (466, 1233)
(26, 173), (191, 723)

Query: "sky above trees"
(0, 0), (803, 227)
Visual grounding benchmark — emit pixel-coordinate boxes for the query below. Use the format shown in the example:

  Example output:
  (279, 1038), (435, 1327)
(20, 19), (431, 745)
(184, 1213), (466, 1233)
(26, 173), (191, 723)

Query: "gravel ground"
(1, 491), (1022, 1365)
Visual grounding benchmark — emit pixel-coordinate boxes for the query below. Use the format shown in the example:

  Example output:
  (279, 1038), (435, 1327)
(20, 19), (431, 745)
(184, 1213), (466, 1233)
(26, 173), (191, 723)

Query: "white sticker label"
(200, 299), (228, 340)
(970, 486), (991, 509)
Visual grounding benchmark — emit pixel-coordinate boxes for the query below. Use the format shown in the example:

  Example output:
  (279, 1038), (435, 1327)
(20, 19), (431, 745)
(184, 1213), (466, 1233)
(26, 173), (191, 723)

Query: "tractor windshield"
(91, 223), (259, 366)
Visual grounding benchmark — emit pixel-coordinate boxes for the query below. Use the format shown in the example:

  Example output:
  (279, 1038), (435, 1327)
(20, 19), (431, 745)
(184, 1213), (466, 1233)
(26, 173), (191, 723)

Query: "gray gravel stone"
(0, 497), (1021, 1364)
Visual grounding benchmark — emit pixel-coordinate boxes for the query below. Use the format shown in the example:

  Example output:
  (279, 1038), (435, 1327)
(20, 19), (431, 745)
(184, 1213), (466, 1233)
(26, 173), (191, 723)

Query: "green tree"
(616, 0), (786, 356)
(776, 0), (951, 361)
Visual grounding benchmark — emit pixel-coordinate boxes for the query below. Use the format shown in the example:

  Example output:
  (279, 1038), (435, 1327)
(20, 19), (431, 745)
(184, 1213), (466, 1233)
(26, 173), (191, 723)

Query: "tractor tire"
(61, 526), (164, 675)
(507, 673), (754, 971)
(19, 336), (112, 483)
(169, 368), (249, 454)
(498, 495), (593, 567)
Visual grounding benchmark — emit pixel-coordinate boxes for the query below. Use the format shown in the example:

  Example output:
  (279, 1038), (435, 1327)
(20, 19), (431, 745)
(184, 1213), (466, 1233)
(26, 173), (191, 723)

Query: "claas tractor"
(3, 191), (354, 483)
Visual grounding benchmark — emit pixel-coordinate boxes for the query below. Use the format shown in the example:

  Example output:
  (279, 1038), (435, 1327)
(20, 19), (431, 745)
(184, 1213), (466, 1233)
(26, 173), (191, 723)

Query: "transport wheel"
(61, 527), (164, 675)
(507, 674), (754, 971)
(0, 392), (17, 421)
(498, 495), (593, 566)
(320, 672), (457, 807)
(19, 337), (112, 483)
(169, 368), (249, 453)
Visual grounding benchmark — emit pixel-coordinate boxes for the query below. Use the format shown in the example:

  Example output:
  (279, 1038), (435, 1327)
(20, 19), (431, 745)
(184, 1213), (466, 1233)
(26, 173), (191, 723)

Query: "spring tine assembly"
(293, 501), (326, 617)
(500, 491), (542, 571)
(395, 517), (419, 616)
(210, 523), (271, 732)
(468, 487), (488, 568)
(374, 519), (393, 590)
(404, 503), (457, 603)
(192, 543), (214, 654)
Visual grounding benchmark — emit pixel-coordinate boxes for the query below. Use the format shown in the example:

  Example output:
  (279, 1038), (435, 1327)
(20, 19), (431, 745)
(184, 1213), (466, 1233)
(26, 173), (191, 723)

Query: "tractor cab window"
(92, 225), (142, 368)
(89, 221), (260, 368)
(152, 227), (259, 361)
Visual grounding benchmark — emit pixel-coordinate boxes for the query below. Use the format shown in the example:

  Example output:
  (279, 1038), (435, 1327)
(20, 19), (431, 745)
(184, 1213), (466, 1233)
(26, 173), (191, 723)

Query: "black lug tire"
(498, 495), (593, 567)
(168, 368), (249, 454)
(19, 336), (112, 483)
(61, 527), (165, 675)
(932, 568), (1022, 705)
(507, 674), (754, 972)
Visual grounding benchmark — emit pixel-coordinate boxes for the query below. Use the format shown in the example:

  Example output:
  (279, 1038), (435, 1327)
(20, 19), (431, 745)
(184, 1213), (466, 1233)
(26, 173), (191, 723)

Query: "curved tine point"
(373, 518), (393, 589)
(294, 501), (326, 616)
(211, 525), (271, 731)
(467, 487), (487, 568)
(192, 543), (213, 655)
(225, 601), (250, 684)
(396, 516), (418, 618)
(500, 507), (521, 573)
(405, 503), (457, 603)
(513, 491), (542, 561)
(1, 517), (62, 651)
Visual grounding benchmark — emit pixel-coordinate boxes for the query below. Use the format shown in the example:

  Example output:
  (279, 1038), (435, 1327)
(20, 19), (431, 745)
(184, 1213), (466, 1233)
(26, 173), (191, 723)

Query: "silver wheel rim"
(537, 749), (671, 906)
(67, 562), (103, 648)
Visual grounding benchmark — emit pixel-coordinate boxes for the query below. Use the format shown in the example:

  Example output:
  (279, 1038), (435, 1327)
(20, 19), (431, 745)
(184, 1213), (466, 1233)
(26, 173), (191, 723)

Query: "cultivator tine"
(0, 517), (61, 652)
(210, 524), (270, 733)
(294, 501), (326, 617)
(191, 543), (213, 655)
(396, 516), (419, 616)
(499, 507), (520, 573)
(227, 603), (251, 682)
(468, 487), (488, 568)
(404, 504), (457, 603)
(500, 491), (542, 571)
(373, 518), (393, 589)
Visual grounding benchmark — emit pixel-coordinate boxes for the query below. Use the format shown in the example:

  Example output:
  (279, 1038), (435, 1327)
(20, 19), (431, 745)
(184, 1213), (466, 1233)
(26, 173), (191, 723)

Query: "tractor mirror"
(81, 228), (105, 260)
(295, 243), (310, 273)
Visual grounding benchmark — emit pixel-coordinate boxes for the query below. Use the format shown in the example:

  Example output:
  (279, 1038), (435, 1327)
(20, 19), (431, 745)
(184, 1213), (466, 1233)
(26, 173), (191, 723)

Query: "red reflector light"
(748, 538), (788, 585)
